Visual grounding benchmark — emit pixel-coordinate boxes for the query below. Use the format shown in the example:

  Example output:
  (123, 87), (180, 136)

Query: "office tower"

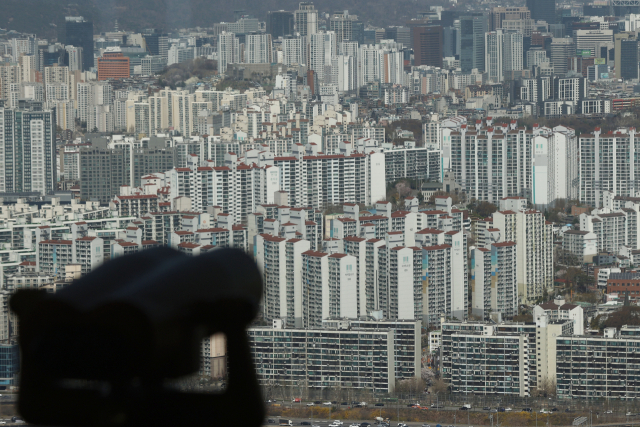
(245, 34), (273, 64)
(282, 36), (306, 66)
(0, 105), (56, 195)
(330, 11), (356, 44)
(615, 33), (636, 79)
(294, 2), (318, 36)
(549, 37), (575, 74)
(144, 31), (169, 58)
(217, 32), (240, 75)
(97, 49), (130, 80)
(443, 27), (458, 58)
(352, 21), (365, 45)
(385, 26), (411, 48)
(309, 32), (336, 84)
(412, 26), (443, 68)
(620, 39), (639, 80)
(490, 7), (531, 31)
(266, 11), (294, 39)
(575, 30), (613, 58)
(457, 14), (488, 73)
(65, 17), (94, 70)
(526, 0), (556, 24)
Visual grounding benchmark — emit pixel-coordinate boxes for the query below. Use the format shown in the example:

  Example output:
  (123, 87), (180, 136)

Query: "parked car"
(605, 410), (613, 414)
(306, 403), (315, 407)
(490, 409), (497, 413)
(422, 425), (431, 427)
(301, 422), (311, 425)
(483, 407), (490, 411)
(505, 407), (512, 412)
(323, 402), (332, 406)
(551, 408), (558, 412)
(375, 403), (385, 407)
(497, 407), (505, 412)
(342, 402), (349, 406)
(360, 423), (371, 427)
(521, 408), (532, 412)
(267, 419), (276, 424)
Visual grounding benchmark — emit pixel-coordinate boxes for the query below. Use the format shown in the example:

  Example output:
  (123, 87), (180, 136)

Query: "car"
(350, 424), (359, 427)
(312, 425), (321, 427)
(397, 424), (407, 427)
(627, 412), (634, 417)
(314, 401), (321, 404)
(497, 407), (505, 412)
(431, 403), (444, 409)
(268, 420), (276, 424)
(342, 402), (349, 405)
(306, 403), (315, 407)
(522, 408), (532, 412)
(490, 409), (497, 413)
(360, 423), (371, 427)
(605, 410), (613, 414)
(459, 407), (469, 411)
(551, 408), (558, 412)
(332, 401), (338, 404)
(352, 401), (358, 405)
(330, 424), (340, 427)
(301, 422), (311, 426)
(422, 425), (431, 427)
(375, 403), (384, 407)
(483, 407), (490, 411)
(505, 407), (512, 412)
(323, 402), (332, 406)
(408, 404), (416, 408)
(333, 421), (343, 426)
(540, 409), (549, 414)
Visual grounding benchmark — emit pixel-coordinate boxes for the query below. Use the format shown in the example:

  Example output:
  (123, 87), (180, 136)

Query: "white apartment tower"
(217, 32), (240, 75)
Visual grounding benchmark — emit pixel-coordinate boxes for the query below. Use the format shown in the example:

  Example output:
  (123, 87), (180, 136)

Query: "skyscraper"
(620, 39), (639, 80)
(412, 26), (443, 68)
(526, 0), (556, 25)
(457, 14), (488, 73)
(266, 11), (294, 39)
(144, 31), (169, 58)
(65, 17), (94, 70)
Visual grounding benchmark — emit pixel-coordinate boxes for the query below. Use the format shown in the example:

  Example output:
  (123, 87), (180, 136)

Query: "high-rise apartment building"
(294, 2), (318, 36)
(65, 17), (94, 70)
(0, 105), (57, 195)
(217, 32), (240, 75)
(309, 32), (337, 84)
(329, 11), (356, 43)
(245, 34), (273, 64)
(471, 242), (518, 319)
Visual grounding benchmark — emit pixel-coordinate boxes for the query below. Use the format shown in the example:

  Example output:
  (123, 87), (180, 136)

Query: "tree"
(431, 378), (449, 394)
(604, 306), (640, 329)
(421, 367), (435, 385)
(533, 377), (557, 398)
(476, 201), (498, 218)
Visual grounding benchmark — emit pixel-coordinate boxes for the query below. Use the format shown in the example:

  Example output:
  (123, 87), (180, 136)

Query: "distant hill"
(1, 0), (446, 39)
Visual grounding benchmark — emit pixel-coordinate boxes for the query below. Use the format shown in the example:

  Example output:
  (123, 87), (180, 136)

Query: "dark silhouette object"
(11, 247), (264, 427)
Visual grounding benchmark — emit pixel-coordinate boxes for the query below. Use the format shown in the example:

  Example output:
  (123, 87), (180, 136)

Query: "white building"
(217, 32), (240, 74)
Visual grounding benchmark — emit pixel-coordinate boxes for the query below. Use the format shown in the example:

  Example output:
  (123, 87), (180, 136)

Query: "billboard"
(577, 49), (592, 57)
(601, 73), (609, 79)
(594, 58), (606, 65)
